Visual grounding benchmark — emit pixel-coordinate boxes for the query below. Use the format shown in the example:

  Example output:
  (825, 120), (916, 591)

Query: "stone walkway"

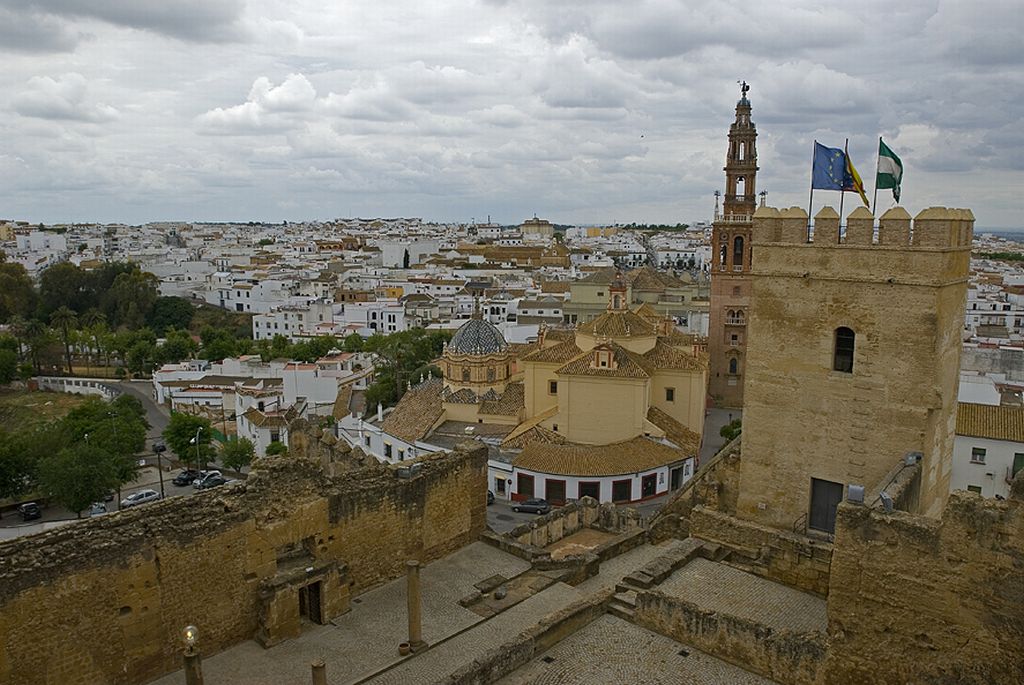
(658, 557), (827, 634)
(575, 538), (691, 593)
(148, 542), (530, 685)
(363, 583), (582, 684)
(496, 614), (777, 684)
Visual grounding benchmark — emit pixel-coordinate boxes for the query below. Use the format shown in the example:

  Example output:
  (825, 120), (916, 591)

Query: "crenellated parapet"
(752, 205), (974, 249)
(750, 205), (974, 287)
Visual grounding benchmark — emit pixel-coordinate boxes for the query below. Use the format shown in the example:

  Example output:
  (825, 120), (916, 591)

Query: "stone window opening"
(487, 367), (495, 382)
(462, 368), (470, 382)
(665, 387), (675, 402)
(728, 357), (738, 375)
(970, 447), (986, 464)
(733, 236), (744, 270)
(833, 327), (855, 373)
(549, 380), (557, 395)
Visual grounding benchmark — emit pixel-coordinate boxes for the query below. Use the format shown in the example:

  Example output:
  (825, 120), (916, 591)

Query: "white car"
(120, 489), (161, 509)
(193, 471), (222, 489)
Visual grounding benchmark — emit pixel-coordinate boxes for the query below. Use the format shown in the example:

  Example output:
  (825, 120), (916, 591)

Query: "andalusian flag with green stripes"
(876, 138), (903, 203)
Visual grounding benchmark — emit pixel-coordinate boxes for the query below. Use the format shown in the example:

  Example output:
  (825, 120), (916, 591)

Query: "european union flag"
(811, 142), (846, 191)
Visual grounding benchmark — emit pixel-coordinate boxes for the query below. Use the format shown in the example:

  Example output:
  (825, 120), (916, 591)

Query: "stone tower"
(708, 82), (758, 407)
(736, 205), (974, 534)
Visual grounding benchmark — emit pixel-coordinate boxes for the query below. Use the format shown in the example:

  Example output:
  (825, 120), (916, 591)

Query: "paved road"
(0, 380), (201, 541)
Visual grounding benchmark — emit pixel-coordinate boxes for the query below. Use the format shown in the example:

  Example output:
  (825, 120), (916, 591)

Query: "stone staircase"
(607, 537), (727, 621)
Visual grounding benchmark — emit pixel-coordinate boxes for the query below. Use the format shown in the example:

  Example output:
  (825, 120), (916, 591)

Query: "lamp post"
(153, 441), (166, 498)
(182, 625), (204, 685)
(189, 427), (203, 472)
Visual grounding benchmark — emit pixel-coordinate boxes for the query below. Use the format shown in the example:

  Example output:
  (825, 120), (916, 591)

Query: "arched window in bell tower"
(733, 236), (744, 268)
(735, 175), (745, 198)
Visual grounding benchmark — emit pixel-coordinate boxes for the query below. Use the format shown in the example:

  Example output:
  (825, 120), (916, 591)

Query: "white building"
(953, 402), (1024, 499)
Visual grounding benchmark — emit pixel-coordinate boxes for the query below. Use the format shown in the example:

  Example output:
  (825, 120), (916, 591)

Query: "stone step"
(607, 603), (635, 622)
(614, 581), (646, 594)
(613, 590), (637, 608)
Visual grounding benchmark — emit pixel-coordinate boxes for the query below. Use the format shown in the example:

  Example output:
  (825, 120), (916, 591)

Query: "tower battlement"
(751, 205), (973, 287)
(752, 205), (974, 250)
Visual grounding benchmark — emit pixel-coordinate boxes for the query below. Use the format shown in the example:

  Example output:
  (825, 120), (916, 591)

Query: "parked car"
(102, 490), (115, 502)
(512, 498), (551, 515)
(193, 471), (223, 489)
(172, 469), (202, 486)
(18, 502), (42, 521)
(88, 502), (107, 517)
(487, 490), (495, 505)
(120, 489), (160, 509)
(195, 474), (231, 490)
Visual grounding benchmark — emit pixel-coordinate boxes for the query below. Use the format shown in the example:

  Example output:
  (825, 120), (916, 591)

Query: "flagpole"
(872, 136), (880, 218)
(807, 140), (816, 241)
(838, 138), (848, 224)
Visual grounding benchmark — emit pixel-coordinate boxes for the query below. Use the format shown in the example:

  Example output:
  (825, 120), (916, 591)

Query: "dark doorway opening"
(612, 479), (631, 503)
(516, 473), (535, 500)
(809, 478), (844, 534)
(641, 474), (657, 498)
(578, 481), (600, 500)
(670, 467), (683, 490)
(545, 479), (567, 506)
(298, 581), (324, 625)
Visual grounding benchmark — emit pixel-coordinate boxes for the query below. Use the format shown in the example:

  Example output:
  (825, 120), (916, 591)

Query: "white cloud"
(0, 0), (1020, 226)
(12, 73), (119, 123)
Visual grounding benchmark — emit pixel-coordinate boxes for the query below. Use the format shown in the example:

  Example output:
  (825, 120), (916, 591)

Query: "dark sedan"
(511, 498), (551, 514)
(172, 469), (202, 486)
(18, 502), (42, 521)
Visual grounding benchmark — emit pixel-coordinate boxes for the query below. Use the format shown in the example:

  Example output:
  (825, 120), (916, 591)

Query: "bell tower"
(708, 82), (758, 408)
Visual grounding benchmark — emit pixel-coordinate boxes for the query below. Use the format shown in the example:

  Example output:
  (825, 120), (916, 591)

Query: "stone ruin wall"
(0, 445), (488, 685)
(824, 484), (1024, 685)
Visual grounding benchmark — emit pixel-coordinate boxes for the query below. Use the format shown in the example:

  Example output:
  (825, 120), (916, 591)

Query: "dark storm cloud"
(3, 0), (246, 42)
(0, 8), (81, 53)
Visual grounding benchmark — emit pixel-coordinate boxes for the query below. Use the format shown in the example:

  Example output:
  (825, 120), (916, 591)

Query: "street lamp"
(189, 427), (203, 472)
(182, 625), (203, 685)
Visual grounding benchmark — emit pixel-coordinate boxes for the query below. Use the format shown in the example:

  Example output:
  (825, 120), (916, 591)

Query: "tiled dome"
(448, 319), (508, 356)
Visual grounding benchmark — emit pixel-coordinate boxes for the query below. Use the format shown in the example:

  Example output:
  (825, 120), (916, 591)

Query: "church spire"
(723, 81), (758, 220)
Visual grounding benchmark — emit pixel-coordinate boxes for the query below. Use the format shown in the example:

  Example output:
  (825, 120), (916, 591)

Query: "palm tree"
(24, 319), (49, 374)
(49, 306), (77, 375)
(8, 314), (27, 360)
(81, 309), (106, 374)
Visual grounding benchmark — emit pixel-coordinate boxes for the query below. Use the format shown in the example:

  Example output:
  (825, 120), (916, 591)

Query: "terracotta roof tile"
(501, 406), (560, 448)
(522, 340), (583, 364)
(956, 402), (1024, 442)
(380, 377), (444, 443)
(643, 340), (707, 372)
(555, 342), (654, 379)
(479, 382), (525, 416)
(514, 436), (687, 476)
(577, 310), (657, 338)
(646, 407), (701, 454)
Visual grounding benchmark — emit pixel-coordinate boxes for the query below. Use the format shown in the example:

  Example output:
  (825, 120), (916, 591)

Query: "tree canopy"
(162, 412), (214, 469)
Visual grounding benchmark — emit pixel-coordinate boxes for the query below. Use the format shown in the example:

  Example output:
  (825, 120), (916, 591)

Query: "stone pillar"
(311, 659), (327, 685)
(406, 560), (426, 651)
(183, 650), (204, 685)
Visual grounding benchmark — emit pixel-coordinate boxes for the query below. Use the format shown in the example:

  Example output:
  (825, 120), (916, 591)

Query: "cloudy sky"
(1, 0), (1021, 227)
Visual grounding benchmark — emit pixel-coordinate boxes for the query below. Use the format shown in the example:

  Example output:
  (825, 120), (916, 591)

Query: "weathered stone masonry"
(0, 445), (487, 685)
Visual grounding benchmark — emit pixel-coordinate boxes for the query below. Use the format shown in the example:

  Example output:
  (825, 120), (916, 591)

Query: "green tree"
(38, 262), (90, 319)
(220, 437), (255, 472)
(265, 441), (287, 456)
(720, 418), (742, 442)
(37, 443), (120, 517)
(0, 429), (38, 501)
(363, 328), (451, 410)
(402, 249), (410, 269)
(49, 306), (77, 375)
(160, 328), (198, 363)
(0, 347), (17, 384)
(343, 333), (364, 352)
(148, 296), (195, 336)
(199, 327), (239, 362)
(0, 259), (36, 323)
(103, 269), (158, 329)
(163, 413), (214, 470)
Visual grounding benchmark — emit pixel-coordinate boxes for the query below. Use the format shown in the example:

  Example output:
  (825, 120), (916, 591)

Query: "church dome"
(448, 319), (508, 356)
